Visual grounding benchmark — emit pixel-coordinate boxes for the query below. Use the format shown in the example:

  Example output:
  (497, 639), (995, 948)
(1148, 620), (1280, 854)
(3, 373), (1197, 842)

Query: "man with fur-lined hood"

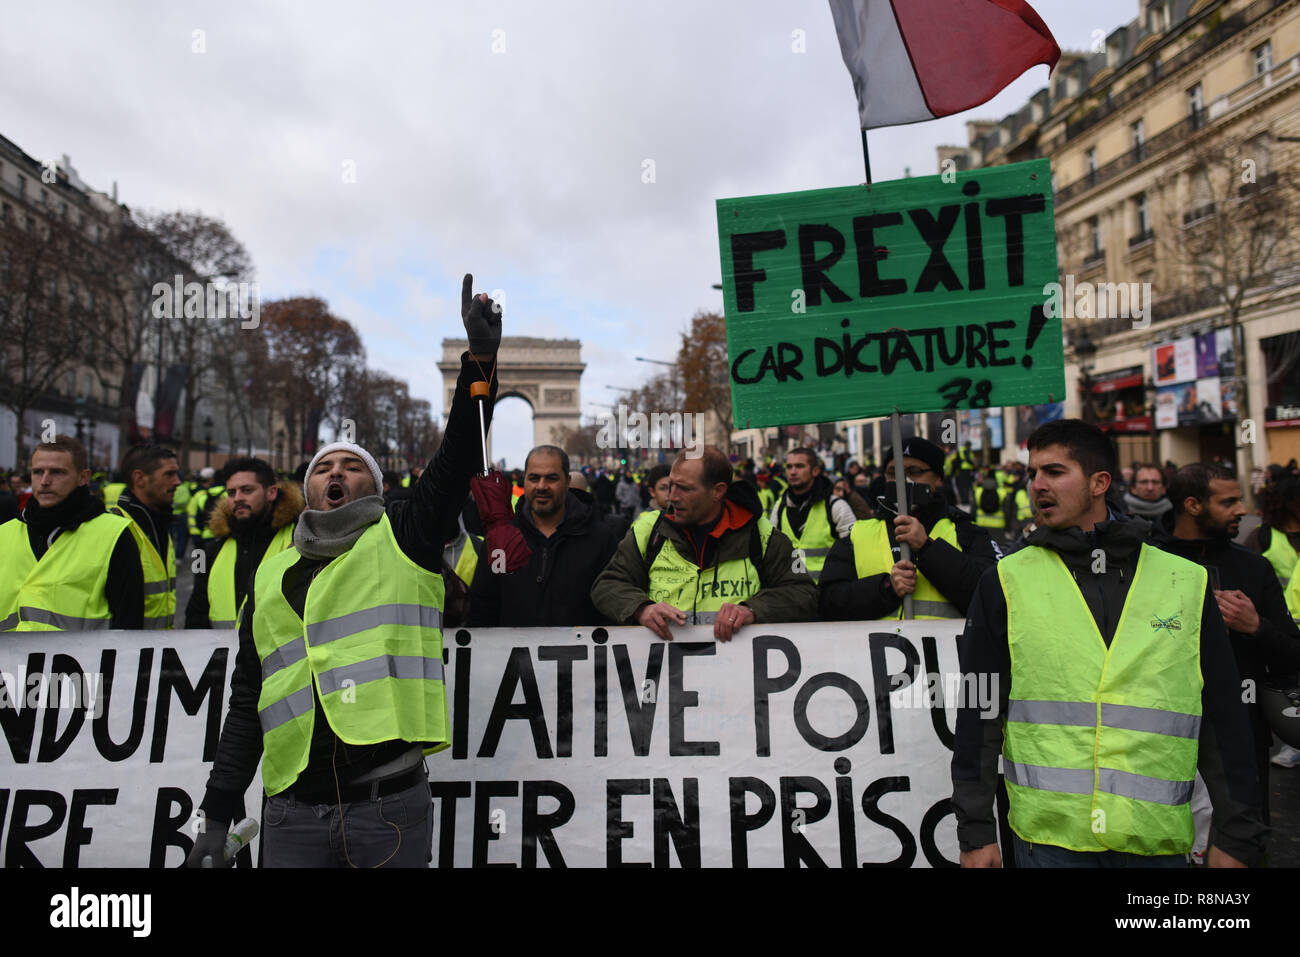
(185, 456), (305, 630)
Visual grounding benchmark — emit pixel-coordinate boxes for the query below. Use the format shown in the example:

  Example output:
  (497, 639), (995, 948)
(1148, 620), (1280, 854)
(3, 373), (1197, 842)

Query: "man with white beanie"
(189, 274), (501, 868)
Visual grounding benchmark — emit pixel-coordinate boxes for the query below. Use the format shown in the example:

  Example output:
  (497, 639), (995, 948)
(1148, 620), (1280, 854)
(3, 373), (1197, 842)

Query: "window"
(1154, 2), (1171, 31)
(1254, 41), (1273, 76)
(1135, 194), (1150, 235)
(1089, 217), (1102, 257)
(16, 174), (25, 197)
(1086, 146), (1098, 183)
(40, 188), (48, 205)
(1, 202), (9, 222)
(1188, 82), (1204, 127)
(1132, 119), (1145, 158)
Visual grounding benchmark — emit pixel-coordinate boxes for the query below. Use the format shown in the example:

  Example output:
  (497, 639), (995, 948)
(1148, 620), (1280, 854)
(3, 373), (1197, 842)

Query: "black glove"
(186, 825), (232, 868)
(461, 273), (502, 356)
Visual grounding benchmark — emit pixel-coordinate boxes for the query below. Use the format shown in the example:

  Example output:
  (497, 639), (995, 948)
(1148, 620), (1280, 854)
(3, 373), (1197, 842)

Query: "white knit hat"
(305, 442), (384, 498)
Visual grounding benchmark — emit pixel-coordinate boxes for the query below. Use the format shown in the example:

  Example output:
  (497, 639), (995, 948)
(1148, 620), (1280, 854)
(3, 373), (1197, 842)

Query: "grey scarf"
(293, 495), (386, 560)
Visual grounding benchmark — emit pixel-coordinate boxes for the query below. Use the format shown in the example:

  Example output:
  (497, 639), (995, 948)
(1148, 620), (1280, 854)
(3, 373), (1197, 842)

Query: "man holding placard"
(819, 436), (1000, 621)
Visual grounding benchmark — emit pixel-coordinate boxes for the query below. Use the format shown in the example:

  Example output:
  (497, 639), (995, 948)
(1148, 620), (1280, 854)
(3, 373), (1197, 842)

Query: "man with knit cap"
(189, 274), (501, 868)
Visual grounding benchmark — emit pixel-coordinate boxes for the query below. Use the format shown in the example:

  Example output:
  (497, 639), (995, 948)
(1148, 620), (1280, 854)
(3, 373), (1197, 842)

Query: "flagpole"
(860, 129), (872, 185)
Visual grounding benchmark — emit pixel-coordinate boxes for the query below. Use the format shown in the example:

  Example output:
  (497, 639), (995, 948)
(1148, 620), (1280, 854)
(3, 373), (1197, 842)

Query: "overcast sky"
(3, 0), (1140, 467)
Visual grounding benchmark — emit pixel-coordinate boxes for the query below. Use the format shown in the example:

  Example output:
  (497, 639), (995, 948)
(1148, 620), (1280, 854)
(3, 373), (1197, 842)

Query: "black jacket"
(951, 513), (1267, 864)
(200, 355), (496, 825)
(115, 489), (175, 565)
(467, 487), (618, 627)
(818, 504), (1003, 621)
(17, 485), (144, 629)
(1151, 529), (1300, 758)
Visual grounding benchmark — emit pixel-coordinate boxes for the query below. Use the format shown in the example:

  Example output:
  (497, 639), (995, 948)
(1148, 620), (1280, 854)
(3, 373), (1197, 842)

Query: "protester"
(1157, 463), (1300, 820)
(642, 463), (671, 515)
(468, 445), (618, 627)
(185, 456), (304, 630)
(833, 476), (872, 520)
(820, 436), (1001, 621)
(770, 447), (855, 584)
(1123, 462), (1175, 532)
(188, 273), (500, 868)
(591, 446), (817, 642)
(1, 436), (143, 630)
(953, 420), (1265, 868)
(111, 444), (182, 629)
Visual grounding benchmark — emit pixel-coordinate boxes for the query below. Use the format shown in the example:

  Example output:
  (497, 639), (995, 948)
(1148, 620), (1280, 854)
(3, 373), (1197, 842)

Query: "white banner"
(0, 630), (261, 868)
(2, 622), (974, 867)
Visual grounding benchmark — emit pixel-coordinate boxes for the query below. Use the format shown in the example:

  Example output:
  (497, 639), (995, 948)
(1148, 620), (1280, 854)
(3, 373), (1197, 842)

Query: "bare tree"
(0, 214), (86, 463)
(135, 210), (255, 464)
(676, 309), (733, 444)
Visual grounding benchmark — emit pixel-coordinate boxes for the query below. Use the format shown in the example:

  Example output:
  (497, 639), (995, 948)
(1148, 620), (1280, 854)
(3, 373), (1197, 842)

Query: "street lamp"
(1074, 329), (1098, 423)
(635, 356), (675, 367)
(203, 415), (214, 467)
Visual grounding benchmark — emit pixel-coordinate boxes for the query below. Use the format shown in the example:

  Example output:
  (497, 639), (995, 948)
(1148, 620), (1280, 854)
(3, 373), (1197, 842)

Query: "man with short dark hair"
(953, 420), (1265, 868)
(469, 444), (617, 627)
(1158, 463), (1300, 807)
(185, 456), (305, 630)
(112, 444), (181, 629)
(770, 446), (855, 585)
(1124, 462), (1174, 531)
(1, 436), (144, 630)
(642, 464), (671, 515)
(592, 446), (817, 642)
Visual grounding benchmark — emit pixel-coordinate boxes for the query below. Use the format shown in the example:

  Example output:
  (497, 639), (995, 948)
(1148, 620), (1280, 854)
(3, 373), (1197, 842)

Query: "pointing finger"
(462, 274), (474, 315)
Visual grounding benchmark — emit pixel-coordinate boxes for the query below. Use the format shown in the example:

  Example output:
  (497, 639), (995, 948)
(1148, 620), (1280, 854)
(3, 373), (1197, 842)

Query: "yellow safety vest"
(1014, 488), (1032, 522)
(102, 483), (126, 508)
(777, 497), (836, 584)
(110, 506), (176, 629)
(1284, 565), (1300, 626)
(207, 522), (296, 629)
(975, 487), (1008, 530)
(849, 518), (963, 619)
(0, 512), (133, 631)
(445, 533), (481, 587)
(1262, 527), (1298, 589)
(632, 510), (769, 625)
(1000, 544), (1205, 855)
(252, 513), (448, 796)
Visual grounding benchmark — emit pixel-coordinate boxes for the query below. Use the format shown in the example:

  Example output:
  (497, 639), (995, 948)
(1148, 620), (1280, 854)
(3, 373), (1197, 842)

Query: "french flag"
(830, 0), (1061, 130)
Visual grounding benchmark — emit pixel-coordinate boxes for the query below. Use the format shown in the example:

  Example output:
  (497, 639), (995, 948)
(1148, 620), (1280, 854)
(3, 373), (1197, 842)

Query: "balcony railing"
(1056, 110), (1207, 204)
(1183, 202), (1216, 225)
(1240, 169), (1281, 196)
(1048, 0), (1292, 149)
(1083, 249), (1106, 269)
(1128, 229), (1155, 248)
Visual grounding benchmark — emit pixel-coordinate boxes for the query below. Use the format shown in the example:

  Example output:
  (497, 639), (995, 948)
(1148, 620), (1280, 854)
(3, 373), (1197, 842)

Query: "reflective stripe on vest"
(778, 497), (835, 584)
(633, 510), (770, 616)
(251, 513), (448, 795)
(1, 512), (133, 632)
(999, 543), (1204, 855)
(1263, 528), (1298, 588)
(1014, 488), (1032, 521)
(111, 507), (176, 630)
(208, 522), (295, 629)
(848, 518), (963, 620)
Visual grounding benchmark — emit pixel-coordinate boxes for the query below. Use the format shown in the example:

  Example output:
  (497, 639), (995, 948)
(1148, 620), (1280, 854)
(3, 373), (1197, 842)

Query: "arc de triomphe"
(438, 337), (584, 463)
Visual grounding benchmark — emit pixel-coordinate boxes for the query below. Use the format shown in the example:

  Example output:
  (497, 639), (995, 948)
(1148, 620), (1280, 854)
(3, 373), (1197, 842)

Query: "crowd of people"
(5, 281), (1300, 868)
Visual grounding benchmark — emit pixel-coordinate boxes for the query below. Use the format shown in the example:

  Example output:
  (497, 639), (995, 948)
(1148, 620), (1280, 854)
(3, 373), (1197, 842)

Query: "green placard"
(716, 158), (1064, 429)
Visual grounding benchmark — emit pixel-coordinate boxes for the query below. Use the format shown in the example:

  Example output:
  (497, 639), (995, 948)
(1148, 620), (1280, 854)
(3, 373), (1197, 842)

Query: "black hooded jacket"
(16, 485), (144, 629)
(467, 487), (619, 627)
(818, 502), (1003, 620)
(951, 512), (1267, 864)
(1151, 528), (1300, 761)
